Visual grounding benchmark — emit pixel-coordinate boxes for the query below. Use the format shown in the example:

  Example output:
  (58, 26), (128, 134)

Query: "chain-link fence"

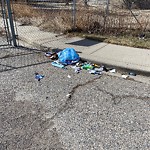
(0, 0), (18, 46)
(11, 0), (75, 32)
(0, 0), (50, 73)
(74, 0), (150, 35)
(0, 0), (12, 46)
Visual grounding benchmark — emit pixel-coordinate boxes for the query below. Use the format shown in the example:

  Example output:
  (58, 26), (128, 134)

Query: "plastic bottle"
(51, 61), (65, 68)
(81, 64), (93, 70)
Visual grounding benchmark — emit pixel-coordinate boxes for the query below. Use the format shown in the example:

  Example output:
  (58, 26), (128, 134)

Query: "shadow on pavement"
(0, 45), (51, 73)
(66, 38), (101, 47)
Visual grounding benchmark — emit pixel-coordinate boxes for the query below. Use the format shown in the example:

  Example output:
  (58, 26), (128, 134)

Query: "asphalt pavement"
(0, 46), (150, 150)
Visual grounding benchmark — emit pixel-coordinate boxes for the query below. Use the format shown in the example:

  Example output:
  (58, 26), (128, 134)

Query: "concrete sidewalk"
(17, 24), (150, 74)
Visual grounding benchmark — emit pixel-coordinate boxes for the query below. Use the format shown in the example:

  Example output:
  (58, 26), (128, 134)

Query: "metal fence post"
(106, 0), (110, 16)
(6, 0), (17, 46)
(72, 0), (76, 31)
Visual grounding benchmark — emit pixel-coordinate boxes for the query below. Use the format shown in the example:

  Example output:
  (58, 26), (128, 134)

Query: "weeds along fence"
(74, 0), (150, 35)
(12, 0), (150, 36)
(12, 0), (75, 33)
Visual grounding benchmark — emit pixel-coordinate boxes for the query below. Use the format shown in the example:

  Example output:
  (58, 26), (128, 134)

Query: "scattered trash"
(51, 61), (65, 68)
(109, 69), (116, 73)
(101, 66), (109, 72)
(75, 67), (81, 73)
(66, 94), (71, 98)
(45, 52), (52, 57)
(128, 72), (136, 76)
(89, 70), (96, 74)
(92, 64), (100, 68)
(122, 74), (135, 81)
(81, 64), (93, 70)
(51, 53), (59, 60)
(71, 63), (109, 75)
(57, 48), (80, 65)
(67, 75), (71, 78)
(138, 33), (145, 40)
(49, 47), (114, 77)
(76, 62), (83, 67)
(121, 75), (129, 79)
(89, 70), (102, 75)
(35, 73), (44, 81)
(94, 67), (104, 72)
(71, 65), (81, 73)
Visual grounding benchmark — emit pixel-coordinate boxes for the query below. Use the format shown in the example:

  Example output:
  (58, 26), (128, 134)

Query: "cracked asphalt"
(0, 46), (150, 150)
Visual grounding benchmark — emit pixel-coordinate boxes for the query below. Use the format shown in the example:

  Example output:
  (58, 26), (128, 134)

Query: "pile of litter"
(45, 48), (112, 75)
(34, 48), (138, 82)
(42, 47), (137, 81)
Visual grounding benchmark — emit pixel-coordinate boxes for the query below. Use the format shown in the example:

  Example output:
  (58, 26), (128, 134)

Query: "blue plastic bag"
(57, 48), (80, 65)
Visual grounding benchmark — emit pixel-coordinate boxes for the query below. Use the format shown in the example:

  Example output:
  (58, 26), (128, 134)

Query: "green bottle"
(82, 64), (93, 70)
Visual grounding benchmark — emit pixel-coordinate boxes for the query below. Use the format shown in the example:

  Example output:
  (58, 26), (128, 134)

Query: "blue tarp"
(57, 48), (80, 65)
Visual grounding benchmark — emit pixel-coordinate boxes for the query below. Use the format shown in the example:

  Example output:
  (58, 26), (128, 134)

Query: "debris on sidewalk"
(45, 52), (53, 57)
(57, 48), (80, 65)
(46, 47), (116, 76)
(138, 33), (145, 40)
(67, 75), (71, 78)
(35, 73), (44, 81)
(66, 94), (71, 98)
(89, 70), (102, 75)
(71, 62), (108, 75)
(94, 67), (104, 72)
(71, 66), (81, 74)
(100, 66), (109, 72)
(81, 64), (94, 70)
(74, 67), (81, 73)
(109, 69), (116, 73)
(49, 48), (80, 70)
(51, 61), (65, 68)
(128, 72), (136, 76)
(121, 74), (135, 81)
(121, 75), (129, 79)
(92, 64), (100, 68)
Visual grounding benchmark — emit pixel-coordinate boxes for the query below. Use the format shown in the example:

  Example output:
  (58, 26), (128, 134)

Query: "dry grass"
(13, 3), (39, 18)
(38, 10), (72, 33)
(75, 6), (150, 35)
(70, 32), (150, 49)
(13, 3), (150, 34)
(13, 3), (73, 32)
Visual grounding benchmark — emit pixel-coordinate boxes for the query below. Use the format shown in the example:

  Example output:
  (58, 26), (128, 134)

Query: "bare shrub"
(13, 3), (39, 18)
(38, 10), (72, 33)
(74, 7), (140, 35)
(74, 5), (150, 36)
